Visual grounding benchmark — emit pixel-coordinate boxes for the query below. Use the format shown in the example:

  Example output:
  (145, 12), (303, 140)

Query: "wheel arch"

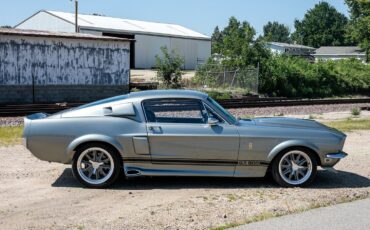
(65, 134), (124, 164)
(267, 140), (321, 166)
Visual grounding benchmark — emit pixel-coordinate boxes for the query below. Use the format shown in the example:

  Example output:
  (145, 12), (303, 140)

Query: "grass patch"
(323, 119), (370, 132)
(0, 126), (23, 146)
(226, 194), (237, 202)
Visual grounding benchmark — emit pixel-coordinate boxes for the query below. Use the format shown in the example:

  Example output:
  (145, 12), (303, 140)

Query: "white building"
(266, 42), (315, 58)
(15, 10), (211, 70)
(313, 46), (366, 63)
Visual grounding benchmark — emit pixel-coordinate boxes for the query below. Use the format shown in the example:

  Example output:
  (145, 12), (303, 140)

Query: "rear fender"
(23, 113), (48, 137)
(65, 134), (124, 163)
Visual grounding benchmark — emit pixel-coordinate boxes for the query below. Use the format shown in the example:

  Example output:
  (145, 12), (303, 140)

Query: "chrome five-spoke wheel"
(272, 148), (317, 187)
(72, 143), (121, 188)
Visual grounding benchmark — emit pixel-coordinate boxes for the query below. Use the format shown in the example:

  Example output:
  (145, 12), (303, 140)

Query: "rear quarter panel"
(27, 116), (147, 164)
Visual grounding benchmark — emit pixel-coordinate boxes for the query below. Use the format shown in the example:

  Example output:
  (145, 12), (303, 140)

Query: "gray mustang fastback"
(23, 90), (347, 188)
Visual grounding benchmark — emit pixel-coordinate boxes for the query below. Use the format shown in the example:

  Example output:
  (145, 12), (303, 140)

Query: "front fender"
(267, 140), (320, 162)
(65, 134), (124, 163)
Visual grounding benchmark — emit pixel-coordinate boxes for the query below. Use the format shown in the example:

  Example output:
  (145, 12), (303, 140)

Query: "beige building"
(313, 46), (366, 63)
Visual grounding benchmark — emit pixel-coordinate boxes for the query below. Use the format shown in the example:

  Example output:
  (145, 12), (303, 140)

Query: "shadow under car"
(51, 168), (370, 190)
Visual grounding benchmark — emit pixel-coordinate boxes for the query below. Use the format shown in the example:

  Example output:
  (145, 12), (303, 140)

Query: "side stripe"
(122, 158), (269, 166)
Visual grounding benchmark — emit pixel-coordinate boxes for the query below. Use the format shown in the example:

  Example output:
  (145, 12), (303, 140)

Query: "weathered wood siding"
(0, 35), (130, 86)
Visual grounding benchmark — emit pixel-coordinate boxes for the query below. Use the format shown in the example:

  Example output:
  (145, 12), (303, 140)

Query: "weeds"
(351, 108), (361, 116)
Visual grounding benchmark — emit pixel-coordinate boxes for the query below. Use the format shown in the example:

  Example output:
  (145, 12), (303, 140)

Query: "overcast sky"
(1, 0), (349, 36)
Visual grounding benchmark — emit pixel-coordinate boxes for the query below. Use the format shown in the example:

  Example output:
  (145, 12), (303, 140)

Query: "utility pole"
(74, 0), (79, 33)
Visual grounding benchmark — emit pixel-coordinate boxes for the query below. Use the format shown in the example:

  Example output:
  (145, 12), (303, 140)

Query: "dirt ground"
(0, 129), (369, 230)
(131, 69), (195, 83)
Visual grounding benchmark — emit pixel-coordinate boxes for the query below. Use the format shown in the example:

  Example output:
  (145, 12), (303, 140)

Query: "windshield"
(207, 97), (237, 124)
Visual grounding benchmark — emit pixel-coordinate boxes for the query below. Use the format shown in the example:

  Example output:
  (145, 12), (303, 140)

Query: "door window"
(143, 99), (207, 124)
(204, 105), (225, 123)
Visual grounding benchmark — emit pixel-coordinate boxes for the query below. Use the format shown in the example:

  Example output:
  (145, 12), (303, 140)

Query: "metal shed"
(0, 28), (131, 104)
(15, 10), (212, 70)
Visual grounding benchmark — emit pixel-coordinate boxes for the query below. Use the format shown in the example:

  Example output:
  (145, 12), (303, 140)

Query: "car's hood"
(238, 117), (345, 137)
(252, 117), (322, 129)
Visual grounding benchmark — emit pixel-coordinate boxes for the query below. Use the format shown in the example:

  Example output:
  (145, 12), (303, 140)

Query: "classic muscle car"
(23, 90), (347, 188)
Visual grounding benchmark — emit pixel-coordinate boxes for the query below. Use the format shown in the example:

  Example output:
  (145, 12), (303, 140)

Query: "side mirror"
(208, 117), (219, 126)
(104, 103), (136, 116)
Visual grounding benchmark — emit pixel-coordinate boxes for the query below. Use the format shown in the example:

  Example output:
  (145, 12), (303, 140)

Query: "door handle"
(148, 126), (162, 132)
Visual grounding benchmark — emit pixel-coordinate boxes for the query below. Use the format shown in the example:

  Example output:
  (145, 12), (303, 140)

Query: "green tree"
(211, 26), (223, 54)
(155, 47), (184, 89)
(262, 21), (290, 43)
(292, 1), (348, 47)
(345, 0), (370, 62)
(213, 17), (270, 68)
(345, 0), (370, 18)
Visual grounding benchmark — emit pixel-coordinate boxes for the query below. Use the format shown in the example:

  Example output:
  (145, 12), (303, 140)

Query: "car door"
(142, 98), (239, 176)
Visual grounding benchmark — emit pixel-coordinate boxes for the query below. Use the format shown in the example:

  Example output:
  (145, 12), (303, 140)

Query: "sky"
(0, 0), (349, 36)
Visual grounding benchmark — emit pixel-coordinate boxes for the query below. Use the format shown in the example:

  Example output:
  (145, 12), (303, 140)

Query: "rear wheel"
(271, 148), (317, 187)
(72, 143), (122, 188)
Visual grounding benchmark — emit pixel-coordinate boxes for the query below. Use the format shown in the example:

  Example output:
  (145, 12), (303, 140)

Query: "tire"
(72, 143), (122, 188)
(271, 147), (317, 187)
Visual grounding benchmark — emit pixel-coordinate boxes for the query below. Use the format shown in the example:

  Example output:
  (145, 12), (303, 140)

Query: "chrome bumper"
(326, 151), (348, 159)
(322, 151), (347, 167)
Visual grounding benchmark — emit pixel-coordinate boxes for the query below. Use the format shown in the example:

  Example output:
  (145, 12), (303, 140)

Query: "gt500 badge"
(238, 160), (268, 166)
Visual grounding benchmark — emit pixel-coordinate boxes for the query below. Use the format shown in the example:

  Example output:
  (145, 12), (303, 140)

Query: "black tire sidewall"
(72, 143), (122, 188)
(271, 147), (317, 187)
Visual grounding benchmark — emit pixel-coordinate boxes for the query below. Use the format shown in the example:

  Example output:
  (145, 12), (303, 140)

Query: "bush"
(205, 91), (232, 100)
(130, 87), (141, 92)
(351, 108), (361, 116)
(260, 56), (370, 98)
(155, 47), (184, 89)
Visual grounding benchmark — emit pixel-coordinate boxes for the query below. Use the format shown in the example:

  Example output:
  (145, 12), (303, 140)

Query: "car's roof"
(69, 90), (208, 112)
(128, 90), (208, 100)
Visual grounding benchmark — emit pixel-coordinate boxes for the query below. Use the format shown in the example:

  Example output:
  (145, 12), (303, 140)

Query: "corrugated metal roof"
(45, 10), (210, 40)
(267, 42), (315, 50)
(0, 28), (133, 42)
(314, 46), (365, 56)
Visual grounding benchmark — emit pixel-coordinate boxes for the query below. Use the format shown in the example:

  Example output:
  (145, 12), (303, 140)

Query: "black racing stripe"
(151, 161), (236, 166)
(123, 158), (237, 165)
(122, 158), (269, 166)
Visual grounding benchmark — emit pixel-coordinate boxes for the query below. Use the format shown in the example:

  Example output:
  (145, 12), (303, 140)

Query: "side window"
(143, 99), (208, 124)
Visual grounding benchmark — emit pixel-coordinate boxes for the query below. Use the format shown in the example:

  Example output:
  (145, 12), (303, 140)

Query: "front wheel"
(72, 143), (122, 188)
(271, 148), (317, 187)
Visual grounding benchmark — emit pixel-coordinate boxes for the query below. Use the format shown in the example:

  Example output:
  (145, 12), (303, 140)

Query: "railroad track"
(218, 97), (370, 109)
(1, 98), (370, 116)
(0, 103), (83, 116)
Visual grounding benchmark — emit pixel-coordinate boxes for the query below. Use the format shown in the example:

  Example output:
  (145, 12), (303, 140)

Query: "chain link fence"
(183, 64), (259, 95)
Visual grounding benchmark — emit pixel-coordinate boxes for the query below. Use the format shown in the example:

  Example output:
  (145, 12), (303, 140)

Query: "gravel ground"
(0, 131), (369, 230)
(0, 117), (23, 127)
(1, 103), (369, 127)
